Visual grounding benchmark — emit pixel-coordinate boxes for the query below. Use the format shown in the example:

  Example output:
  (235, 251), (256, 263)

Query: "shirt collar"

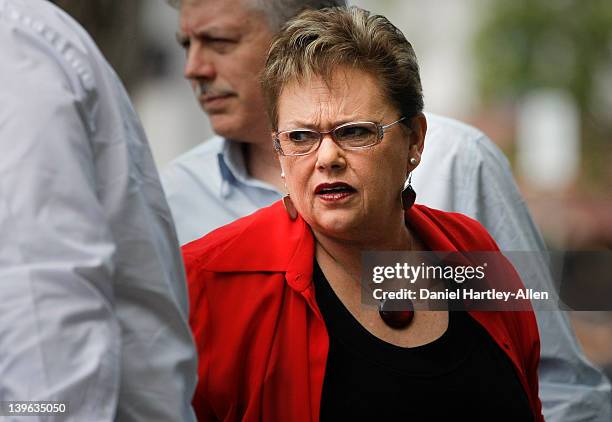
(217, 138), (281, 198)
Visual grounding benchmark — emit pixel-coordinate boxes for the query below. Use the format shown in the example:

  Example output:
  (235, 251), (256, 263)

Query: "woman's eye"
(289, 131), (317, 142)
(337, 125), (373, 138)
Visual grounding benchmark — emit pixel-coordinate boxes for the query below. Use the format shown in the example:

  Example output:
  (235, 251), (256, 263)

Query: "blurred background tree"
(474, 0), (612, 194)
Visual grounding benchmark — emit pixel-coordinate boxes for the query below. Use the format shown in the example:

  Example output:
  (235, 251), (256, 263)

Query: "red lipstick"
(314, 182), (356, 202)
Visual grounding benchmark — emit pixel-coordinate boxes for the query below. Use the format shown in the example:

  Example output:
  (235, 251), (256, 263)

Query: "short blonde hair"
(261, 6), (424, 130)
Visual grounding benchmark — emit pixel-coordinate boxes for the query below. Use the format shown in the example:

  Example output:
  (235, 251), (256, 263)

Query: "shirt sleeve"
(0, 21), (120, 421)
(459, 134), (612, 422)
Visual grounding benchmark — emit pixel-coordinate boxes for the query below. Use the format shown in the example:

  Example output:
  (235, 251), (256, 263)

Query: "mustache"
(194, 81), (234, 98)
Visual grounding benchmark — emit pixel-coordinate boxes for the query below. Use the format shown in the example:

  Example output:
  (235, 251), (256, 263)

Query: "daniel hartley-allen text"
(372, 288), (549, 302)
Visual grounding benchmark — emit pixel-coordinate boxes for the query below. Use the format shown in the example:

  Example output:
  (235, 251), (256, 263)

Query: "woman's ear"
(409, 112), (427, 155)
(406, 112), (427, 171)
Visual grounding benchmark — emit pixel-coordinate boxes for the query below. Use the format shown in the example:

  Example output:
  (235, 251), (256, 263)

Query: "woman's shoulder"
(181, 210), (257, 268)
(182, 200), (309, 273)
(411, 204), (499, 251)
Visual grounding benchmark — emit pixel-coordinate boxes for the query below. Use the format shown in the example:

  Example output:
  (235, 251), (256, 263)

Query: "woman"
(184, 6), (543, 422)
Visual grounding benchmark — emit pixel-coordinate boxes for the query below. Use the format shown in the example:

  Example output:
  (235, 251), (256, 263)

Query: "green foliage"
(475, 0), (612, 112)
(475, 0), (612, 192)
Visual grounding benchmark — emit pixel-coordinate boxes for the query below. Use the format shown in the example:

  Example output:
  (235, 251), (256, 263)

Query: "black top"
(313, 260), (533, 422)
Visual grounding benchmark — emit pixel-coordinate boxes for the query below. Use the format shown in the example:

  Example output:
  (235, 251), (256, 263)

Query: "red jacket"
(183, 201), (544, 422)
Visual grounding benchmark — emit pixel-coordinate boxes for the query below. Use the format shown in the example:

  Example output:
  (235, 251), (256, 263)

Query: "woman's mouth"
(314, 182), (357, 202)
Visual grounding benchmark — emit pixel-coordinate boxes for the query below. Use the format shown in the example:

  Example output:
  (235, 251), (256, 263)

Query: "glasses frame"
(273, 116), (407, 156)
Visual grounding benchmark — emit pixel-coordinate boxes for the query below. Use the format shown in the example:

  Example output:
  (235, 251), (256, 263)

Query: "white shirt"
(0, 1), (197, 420)
(163, 113), (611, 421)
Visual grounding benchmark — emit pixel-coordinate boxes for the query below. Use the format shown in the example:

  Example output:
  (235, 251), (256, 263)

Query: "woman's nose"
(316, 134), (347, 171)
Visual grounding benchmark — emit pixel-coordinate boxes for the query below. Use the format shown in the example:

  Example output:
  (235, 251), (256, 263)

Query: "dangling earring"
(283, 194), (298, 220)
(401, 172), (416, 210)
(280, 170), (297, 220)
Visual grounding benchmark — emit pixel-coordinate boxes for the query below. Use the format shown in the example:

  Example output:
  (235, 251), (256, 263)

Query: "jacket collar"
(405, 205), (458, 251)
(203, 201), (315, 292)
(204, 201), (461, 292)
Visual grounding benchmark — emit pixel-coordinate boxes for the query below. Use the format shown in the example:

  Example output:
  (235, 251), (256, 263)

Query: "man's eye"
(207, 38), (236, 53)
(207, 37), (236, 47)
(176, 33), (191, 50)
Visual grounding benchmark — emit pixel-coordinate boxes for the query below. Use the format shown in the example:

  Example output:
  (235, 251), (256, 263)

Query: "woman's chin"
(309, 210), (362, 239)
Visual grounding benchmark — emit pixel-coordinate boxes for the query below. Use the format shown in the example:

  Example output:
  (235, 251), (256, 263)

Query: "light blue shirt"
(0, 1), (197, 420)
(163, 112), (611, 422)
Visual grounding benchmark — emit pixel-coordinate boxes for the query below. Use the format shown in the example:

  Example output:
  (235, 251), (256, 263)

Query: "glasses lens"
(278, 130), (320, 155)
(334, 122), (378, 148)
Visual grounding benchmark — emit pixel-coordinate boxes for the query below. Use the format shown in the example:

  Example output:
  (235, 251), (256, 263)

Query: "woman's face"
(277, 67), (424, 242)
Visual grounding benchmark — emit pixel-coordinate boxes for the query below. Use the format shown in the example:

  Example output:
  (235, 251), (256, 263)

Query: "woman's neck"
(313, 215), (414, 280)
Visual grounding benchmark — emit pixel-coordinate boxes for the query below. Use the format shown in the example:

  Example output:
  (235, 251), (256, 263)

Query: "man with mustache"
(162, 0), (611, 420)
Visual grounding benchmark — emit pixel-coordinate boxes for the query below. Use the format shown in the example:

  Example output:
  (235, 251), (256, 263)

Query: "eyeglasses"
(273, 117), (407, 156)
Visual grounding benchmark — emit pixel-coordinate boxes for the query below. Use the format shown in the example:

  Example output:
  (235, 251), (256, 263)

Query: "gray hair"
(262, 6), (424, 130)
(167, 0), (347, 32)
(253, 0), (347, 31)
